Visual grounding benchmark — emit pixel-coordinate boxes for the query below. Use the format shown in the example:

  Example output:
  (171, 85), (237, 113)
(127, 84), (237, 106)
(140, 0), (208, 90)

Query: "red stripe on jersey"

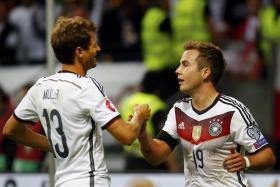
(175, 107), (234, 144)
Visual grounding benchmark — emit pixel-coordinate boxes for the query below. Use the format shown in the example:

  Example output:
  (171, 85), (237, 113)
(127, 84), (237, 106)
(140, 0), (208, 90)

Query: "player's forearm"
(121, 123), (139, 145)
(3, 116), (51, 152)
(248, 147), (276, 170)
(127, 112), (146, 141)
(165, 152), (179, 172)
(106, 117), (143, 145)
(6, 125), (50, 152)
(19, 127), (50, 152)
(138, 131), (167, 165)
(118, 103), (150, 145)
(112, 119), (142, 145)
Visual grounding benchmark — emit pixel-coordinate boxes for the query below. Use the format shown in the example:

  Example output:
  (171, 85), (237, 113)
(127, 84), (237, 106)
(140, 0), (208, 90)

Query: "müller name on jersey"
(43, 88), (59, 100)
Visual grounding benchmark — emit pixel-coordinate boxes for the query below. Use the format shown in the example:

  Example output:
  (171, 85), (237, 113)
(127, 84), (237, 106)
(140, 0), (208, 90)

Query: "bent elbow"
(147, 159), (160, 166)
(141, 150), (164, 166)
(271, 154), (277, 168)
(267, 148), (277, 169)
(120, 136), (136, 145)
(2, 121), (21, 141)
(144, 156), (163, 166)
(3, 125), (14, 140)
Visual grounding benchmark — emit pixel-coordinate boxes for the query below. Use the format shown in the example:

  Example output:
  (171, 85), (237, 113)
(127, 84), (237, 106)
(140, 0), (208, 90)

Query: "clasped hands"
(129, 104), (150, 136)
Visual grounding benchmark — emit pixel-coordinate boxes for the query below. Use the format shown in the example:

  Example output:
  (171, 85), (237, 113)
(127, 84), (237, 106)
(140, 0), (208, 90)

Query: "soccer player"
(138, 40), (276, 187)
(3, 16), (150, 187)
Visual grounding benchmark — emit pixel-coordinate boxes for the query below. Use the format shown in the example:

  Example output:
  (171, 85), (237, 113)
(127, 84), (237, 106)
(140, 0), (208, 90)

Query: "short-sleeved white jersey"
(14, 71), (120, 187)
(162, 94), (268, 187)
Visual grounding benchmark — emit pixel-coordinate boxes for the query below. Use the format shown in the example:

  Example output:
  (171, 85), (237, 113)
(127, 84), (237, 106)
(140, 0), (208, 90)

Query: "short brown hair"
(51, 16), (97, 64)
(184, 40), (226, 84)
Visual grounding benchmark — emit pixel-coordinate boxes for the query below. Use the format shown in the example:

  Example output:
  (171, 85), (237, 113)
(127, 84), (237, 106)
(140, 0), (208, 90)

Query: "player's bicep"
(154, 138), (173, 156)
(157, 130), (179, 152)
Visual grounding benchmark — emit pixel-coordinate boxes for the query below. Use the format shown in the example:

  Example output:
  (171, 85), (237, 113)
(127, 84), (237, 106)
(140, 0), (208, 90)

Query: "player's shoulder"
(31, 76), (49, 88)
(219, 94), (247, 110)
(34, 74), (105, 96)
(82, 76), (105, 96)
(34, 73), (97, 88)
(67, 75), (105, 96)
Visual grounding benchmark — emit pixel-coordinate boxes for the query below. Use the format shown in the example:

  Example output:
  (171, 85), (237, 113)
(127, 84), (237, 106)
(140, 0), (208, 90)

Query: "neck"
(61, 63), (86, 76)
(190, 85), (219, 111)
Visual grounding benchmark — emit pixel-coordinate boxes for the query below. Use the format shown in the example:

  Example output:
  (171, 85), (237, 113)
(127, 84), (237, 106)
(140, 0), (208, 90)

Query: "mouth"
(177, 78), (183, 84)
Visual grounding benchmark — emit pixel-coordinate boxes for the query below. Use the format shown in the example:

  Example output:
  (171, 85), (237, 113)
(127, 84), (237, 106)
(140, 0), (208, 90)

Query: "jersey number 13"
(43, 109), (69, 158)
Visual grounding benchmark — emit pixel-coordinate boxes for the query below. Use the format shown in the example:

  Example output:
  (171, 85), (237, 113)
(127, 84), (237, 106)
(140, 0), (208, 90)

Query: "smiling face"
(175, 49), (205, 95)
(80, 33), (101, 70)
(51, 16), (98, 66)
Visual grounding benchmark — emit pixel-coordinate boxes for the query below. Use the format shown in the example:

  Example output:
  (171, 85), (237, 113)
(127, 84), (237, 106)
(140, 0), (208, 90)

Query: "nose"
(175, 66), (180, 75)
(97, 44), (101, 52)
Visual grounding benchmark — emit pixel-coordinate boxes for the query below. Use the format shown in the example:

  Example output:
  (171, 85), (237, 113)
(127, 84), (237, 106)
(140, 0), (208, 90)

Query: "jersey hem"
(102, 115), (121, 130)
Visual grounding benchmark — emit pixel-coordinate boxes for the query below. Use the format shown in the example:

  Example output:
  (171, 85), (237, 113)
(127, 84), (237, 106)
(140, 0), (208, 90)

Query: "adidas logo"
(178, 122), (185, 129)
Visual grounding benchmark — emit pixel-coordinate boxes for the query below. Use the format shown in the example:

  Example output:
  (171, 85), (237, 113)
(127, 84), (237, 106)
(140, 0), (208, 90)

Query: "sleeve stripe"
(219, 98), (250, 125)
(90, 78), (105, 97)
(219, 96), (254, 127)
(221, 95), (253, 123)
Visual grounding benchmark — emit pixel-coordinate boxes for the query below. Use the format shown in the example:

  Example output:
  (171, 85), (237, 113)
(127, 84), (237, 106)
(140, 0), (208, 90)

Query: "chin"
(179, 86), (185, 92)
(179, 87), (188, 94)
(89, 61), (97, 68)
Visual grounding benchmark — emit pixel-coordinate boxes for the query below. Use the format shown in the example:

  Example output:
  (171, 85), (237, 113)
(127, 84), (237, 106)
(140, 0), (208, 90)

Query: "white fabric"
(15, 72), (120, 187)
(163, 94), (268, 187)
(57, 176), (111, 187)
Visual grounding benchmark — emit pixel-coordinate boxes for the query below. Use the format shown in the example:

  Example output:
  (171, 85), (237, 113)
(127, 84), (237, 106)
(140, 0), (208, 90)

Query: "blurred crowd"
(1, 0), (280, 173)
(0, 0), (278, 69)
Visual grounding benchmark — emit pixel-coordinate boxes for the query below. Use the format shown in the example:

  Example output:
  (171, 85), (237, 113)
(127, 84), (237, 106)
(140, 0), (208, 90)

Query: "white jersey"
(162, 94), (268, 187)
(14, 71), (120, 187)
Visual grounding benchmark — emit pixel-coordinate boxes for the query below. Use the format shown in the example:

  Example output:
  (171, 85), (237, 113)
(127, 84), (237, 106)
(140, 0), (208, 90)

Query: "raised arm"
(138, 130), (174, 166)
(106, 104), (150, 145)
(3, 115), (51, 152)
(223, 146), (276, 172)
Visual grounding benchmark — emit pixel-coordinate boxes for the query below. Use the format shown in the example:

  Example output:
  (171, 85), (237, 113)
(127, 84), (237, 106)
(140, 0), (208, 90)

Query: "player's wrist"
(243, 156), (250, 170)
(138, 130), (147, 139)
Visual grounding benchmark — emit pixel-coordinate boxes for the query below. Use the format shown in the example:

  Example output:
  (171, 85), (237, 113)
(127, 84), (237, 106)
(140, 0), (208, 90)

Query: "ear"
(75, 47), (83, 58)
(201, 67), (211, 80)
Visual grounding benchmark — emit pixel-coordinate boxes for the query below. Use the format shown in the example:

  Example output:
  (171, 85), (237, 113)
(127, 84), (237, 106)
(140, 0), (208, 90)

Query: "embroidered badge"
(247, 125), (261, 140)
(105, 99), (116, 112)
(192, 126), (202, 141)
(209, 122), (222, 137)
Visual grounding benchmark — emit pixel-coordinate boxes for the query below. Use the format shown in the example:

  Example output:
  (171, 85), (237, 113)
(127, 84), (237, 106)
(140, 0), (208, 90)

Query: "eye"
(182, 61), (188, 67)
